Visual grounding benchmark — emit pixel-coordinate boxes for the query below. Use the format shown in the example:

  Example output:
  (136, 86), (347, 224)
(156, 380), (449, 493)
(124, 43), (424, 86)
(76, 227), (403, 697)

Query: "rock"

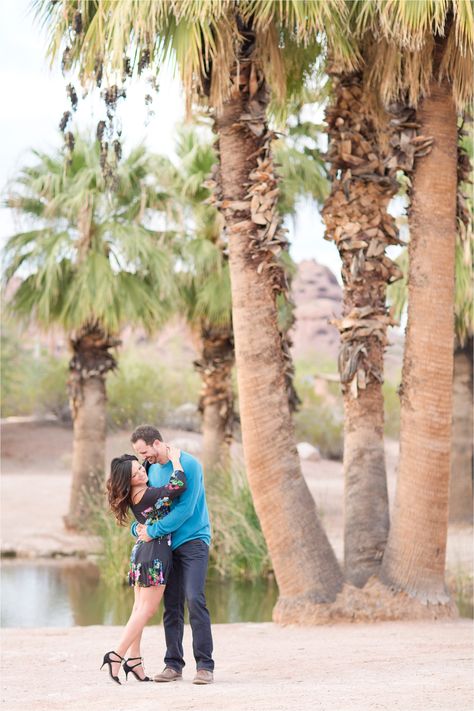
(297, 441), (321, 461)
(166, 403), (202, 432)
(290, 260), (342, 360)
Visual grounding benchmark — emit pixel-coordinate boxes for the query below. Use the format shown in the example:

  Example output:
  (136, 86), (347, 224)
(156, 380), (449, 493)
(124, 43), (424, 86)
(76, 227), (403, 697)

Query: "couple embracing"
(102, 424), (214, 685)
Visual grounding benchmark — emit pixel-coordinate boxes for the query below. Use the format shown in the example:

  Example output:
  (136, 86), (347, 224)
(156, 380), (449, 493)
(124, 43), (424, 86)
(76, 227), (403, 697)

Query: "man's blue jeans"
(163, 539), (214, 672)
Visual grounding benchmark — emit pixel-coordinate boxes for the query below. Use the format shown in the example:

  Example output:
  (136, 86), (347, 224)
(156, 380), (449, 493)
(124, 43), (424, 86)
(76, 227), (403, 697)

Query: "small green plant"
(206, 465), (271, 580)
(87, 491), (132, 588)
(1, 324), (69, 419)
(293, 358), (343, 460)
(106, 347), (201, 429)
(447, 566), (474, 619)
(383, 379), (401, 439)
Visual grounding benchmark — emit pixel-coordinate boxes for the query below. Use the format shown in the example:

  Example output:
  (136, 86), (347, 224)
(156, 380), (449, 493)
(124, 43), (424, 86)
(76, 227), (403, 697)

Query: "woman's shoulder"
(131, 486), (152, 507)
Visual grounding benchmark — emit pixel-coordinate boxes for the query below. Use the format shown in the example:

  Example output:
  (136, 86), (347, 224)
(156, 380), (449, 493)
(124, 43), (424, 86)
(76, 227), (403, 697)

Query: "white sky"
(0, 0), (342, 277)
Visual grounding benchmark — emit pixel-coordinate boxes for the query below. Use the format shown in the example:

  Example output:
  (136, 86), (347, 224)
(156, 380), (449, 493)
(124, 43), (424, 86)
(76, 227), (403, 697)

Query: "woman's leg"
(110, 585), (165, 676)
(125, 587), (148, 680)
(128, 586), (142, 658)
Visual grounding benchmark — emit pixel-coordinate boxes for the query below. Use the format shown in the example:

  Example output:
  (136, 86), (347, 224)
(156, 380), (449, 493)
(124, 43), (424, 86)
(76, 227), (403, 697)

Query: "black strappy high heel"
(123, 656), (151, 682)
(100, 651), (123, 685)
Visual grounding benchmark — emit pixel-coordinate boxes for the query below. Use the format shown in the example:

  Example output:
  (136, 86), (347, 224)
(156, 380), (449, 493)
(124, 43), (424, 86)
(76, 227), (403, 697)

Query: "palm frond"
(3, 133), (176, 334)
(354, 0), (474, 108)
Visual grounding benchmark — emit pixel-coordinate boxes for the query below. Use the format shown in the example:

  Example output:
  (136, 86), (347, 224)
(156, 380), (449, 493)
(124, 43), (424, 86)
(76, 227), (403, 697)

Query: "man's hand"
(167, 444), (182, 469)
(137, 523), (152, 542)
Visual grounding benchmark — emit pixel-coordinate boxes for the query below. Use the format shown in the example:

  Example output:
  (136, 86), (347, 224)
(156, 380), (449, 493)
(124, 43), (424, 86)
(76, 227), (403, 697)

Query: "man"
(131, 424), (214, 685)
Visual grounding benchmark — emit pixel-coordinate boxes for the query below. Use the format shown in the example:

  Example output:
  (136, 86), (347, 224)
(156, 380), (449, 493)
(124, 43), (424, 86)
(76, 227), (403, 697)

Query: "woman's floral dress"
(128, 470), (186, 587)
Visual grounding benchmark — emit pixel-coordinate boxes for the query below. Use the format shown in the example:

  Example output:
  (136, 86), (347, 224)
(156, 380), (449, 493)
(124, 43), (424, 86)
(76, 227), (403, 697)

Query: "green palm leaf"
(3, 134), (176, 334)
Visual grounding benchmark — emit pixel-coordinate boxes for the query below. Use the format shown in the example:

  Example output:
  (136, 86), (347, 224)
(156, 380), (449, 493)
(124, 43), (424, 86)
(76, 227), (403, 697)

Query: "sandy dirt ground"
(2, 621), (473, 711)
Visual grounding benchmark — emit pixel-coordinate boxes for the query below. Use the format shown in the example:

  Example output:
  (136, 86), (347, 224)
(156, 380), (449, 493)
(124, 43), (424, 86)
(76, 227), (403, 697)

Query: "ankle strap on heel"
(125, 657), (144, 669)
(109, 651), (124, 661)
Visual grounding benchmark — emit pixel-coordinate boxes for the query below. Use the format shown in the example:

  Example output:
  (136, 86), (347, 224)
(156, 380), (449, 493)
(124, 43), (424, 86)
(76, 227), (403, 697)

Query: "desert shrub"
(1, 326), (69, 419)
(35, 355), (69, 420)
(383, 379), (401, 438)
(206, 465), (271, 579)
(447, 566), (474, 619)
(294, 405), (343, 460)
(293, 357), (343, 460)
(106, 359), (167, 429)
(1, 328), (35, 416)
(87, 493), (132, 588)
(106, 348), (201, 429)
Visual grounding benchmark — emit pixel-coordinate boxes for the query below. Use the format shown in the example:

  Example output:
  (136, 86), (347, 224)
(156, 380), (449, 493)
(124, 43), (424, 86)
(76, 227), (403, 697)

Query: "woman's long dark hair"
(106, 454), (139, 526)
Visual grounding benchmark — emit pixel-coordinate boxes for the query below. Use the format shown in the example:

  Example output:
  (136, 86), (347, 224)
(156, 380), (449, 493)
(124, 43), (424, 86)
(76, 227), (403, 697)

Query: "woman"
(101, 445), (186, 684)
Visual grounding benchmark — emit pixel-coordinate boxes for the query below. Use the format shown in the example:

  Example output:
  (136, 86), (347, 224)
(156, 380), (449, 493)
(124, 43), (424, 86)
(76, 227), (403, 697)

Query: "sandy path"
(2, 621), (472, 711)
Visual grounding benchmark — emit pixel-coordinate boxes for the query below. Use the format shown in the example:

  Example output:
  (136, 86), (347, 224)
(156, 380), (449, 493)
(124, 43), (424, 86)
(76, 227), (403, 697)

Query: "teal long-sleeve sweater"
(130, 451), (211, 550)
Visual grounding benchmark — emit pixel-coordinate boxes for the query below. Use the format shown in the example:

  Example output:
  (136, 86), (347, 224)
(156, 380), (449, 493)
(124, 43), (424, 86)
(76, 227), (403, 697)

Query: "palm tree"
(35, 0), (355, 617)
(168, 114), (328, 474)
(322, 68), (402, 587)
(388, 121), (473, 524)
(155, 127), (235, 474)
(350, 1), (473, 603)
(3, 136), (175, 529)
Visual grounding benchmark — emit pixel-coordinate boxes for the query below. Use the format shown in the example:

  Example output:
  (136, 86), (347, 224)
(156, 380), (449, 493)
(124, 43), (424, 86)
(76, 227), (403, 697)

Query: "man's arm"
(146, 484), (200, 537)
(143, 460), (202, 539)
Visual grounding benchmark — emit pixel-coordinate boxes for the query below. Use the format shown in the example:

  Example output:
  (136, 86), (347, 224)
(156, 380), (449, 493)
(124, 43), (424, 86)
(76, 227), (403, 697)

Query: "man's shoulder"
(181, 451), (202, 469)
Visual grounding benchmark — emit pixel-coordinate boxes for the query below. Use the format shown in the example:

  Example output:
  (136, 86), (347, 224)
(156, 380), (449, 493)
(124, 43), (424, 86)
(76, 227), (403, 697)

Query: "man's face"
(132, 438), (169, 465)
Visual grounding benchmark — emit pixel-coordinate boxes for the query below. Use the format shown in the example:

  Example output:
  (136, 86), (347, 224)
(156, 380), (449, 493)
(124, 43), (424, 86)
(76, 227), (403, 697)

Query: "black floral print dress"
(128, 470), (186, 587)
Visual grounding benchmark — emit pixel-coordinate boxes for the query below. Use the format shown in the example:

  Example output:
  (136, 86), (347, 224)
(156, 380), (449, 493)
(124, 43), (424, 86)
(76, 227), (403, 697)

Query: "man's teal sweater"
(130, 451), (211, 550)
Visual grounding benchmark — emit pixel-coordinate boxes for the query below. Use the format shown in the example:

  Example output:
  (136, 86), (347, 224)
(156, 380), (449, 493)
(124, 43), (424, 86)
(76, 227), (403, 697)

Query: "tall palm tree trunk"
(194, 321), (235, 474)
(449, 340), (473, 522)
(64, 323), (117, 529)
(380, 72), (458, 603)
(323, 72), (402, 586)
(214, 27), (343, 621)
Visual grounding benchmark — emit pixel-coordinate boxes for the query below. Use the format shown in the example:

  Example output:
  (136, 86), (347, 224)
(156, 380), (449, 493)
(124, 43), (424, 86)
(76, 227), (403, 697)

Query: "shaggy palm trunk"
(64, 323), (117, 530)
(212, 26), (343, 621)
(380, 73), (458, 603)
(323, 73), (403, 586)
(194, 321), (235, 474)
(449, 340), (473, 522)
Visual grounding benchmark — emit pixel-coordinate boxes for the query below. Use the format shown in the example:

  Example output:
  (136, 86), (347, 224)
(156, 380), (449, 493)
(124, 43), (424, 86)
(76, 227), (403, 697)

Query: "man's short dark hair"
(131, 425), (163, 445)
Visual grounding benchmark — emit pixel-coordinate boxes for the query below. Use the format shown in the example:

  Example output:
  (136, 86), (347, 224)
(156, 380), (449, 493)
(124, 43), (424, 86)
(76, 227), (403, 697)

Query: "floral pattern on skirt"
(128, 539), (172, 587)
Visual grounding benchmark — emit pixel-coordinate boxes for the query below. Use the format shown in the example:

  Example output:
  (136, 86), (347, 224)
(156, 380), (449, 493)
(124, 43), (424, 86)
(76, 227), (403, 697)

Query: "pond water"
(2, 561), (471, 627)
(0, 560), (279, 627)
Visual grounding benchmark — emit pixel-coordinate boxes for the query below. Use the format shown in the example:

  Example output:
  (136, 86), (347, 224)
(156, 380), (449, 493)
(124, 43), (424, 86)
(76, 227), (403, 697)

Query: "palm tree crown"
(3, 136), (175, 333)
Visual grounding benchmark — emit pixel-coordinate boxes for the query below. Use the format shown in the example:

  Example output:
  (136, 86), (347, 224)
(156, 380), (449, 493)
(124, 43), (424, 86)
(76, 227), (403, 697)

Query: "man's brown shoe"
(193, 669), (214, 685)
(154, 667), (183, 682)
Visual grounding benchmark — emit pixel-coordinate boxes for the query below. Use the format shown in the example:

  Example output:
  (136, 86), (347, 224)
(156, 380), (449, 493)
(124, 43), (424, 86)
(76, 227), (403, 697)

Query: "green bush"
(1, 325), (69, 419)
(293, 357), (344, 460)
(383, 379), (401, 438)
(87, 493), (132, 588)
(106, 348), (201, 429)
(35, 355), (69, 419)
(206, 465), (271, 579)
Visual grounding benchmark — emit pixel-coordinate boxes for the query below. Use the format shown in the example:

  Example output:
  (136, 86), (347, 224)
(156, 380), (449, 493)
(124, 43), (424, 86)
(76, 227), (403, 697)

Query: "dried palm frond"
(351, 0), (474, 109)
